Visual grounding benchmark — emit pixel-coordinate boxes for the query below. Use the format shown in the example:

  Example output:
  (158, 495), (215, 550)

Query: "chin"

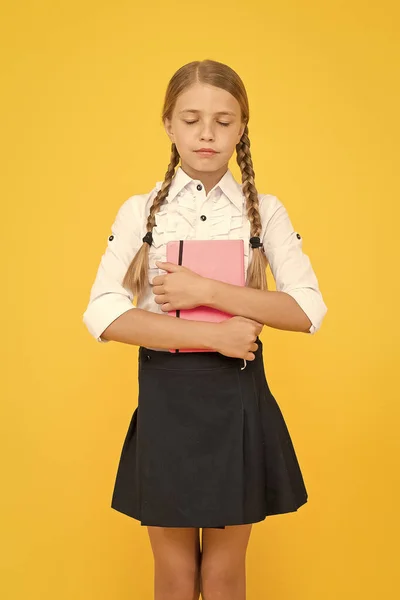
(185, 156), (224, 171)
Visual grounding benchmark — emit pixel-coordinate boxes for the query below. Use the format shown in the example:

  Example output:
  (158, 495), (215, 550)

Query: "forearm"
(205, 280), (312, 333)
(100, 307), (219, 349)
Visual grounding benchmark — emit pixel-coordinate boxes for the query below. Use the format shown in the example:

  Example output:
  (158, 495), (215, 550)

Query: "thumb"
(155, 261), (183, 273)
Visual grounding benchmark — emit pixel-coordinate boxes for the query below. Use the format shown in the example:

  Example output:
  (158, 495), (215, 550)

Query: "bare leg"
(147, 526), (202, 600)
(200, 525), (253, 600)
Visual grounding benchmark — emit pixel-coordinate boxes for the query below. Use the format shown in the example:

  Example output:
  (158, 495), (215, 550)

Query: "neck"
(180, 161), (229, 196)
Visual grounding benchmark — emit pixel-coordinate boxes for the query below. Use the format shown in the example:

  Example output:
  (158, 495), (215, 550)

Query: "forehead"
(174, 83), (239, 117)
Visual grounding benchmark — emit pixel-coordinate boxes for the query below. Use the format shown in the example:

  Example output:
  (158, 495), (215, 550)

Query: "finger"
(246, 352), (255, 361)
(154, 294), (168, 305)
(245, 317), (262, 328)
(160, 303), (173, 312)
(151, 275), (166, 286)
(250, 343), (258, 352)
(252, 322), (263, 335)
(152, 285), (165, 295)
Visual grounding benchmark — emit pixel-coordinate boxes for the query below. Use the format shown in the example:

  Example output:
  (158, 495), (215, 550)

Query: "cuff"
(83, 294), (136, 343)
(284, 288), (328, 334)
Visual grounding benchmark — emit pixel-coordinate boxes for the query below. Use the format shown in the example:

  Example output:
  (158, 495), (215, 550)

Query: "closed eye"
(184, 120), (230, 127)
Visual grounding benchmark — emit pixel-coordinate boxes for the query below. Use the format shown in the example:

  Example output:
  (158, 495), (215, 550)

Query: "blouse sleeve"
(82, 196), (142, 342)
(262, 195), (328, 334)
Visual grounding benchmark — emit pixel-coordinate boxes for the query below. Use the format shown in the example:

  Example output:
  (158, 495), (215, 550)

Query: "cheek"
(172, 133), (191, 155)
(230, 127), (242, 143)
(174, 124), (191, 143)
(218, 128), (240, 150)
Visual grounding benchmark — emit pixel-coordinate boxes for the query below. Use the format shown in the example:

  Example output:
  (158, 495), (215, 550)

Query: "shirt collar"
(155, 166), (244, 212)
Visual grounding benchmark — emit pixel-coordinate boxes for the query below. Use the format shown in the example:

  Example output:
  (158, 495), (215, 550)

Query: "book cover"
(165, 239), (245, 353)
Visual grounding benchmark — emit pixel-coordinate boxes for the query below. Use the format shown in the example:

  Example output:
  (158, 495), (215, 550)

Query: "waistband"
(139, 338), (263, 371)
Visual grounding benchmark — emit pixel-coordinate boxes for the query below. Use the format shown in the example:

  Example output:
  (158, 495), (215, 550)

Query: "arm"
(100, 306), (218, 349)
(204, 283), (313, 333)
(82, 195), (218, 349)
(205, 195), (328, 334)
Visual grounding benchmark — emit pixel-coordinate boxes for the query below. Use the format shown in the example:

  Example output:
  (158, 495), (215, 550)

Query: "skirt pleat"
(110, 339), (308, 529)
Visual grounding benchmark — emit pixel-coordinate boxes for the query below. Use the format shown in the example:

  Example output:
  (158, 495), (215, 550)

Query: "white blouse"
(83, 166), (328, 346)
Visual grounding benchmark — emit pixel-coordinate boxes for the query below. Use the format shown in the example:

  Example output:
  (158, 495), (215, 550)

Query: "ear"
(237, 123), (245, 143)
(164, 117), (174, 143)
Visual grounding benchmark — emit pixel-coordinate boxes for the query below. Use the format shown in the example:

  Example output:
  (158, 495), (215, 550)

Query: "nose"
(199, 122), (215, 140)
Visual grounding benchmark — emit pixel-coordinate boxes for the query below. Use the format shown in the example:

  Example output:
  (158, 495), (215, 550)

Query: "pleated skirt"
(111, 339), (308, 529)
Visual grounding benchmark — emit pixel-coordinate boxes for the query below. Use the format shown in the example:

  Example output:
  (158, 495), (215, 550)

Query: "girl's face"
(164, 82), (246, 178)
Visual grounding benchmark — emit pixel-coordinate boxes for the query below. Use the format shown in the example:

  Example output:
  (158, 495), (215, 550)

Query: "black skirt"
(111, 339), (308, 529)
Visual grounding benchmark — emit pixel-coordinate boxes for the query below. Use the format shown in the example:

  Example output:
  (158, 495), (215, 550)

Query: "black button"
(196, 184), (203, 191)
(200, 215), (207, 221)
(108, 235), (114, 241)
(296, 233), (301, 239)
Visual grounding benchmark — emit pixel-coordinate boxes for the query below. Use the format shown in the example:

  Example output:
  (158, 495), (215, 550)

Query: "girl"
(83, 59), (327, 600)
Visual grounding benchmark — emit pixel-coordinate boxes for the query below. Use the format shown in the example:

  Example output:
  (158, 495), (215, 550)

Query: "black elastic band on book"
(174, 240), (184, 353)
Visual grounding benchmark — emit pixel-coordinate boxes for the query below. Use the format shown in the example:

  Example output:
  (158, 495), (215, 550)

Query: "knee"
(200, 561), (245, 597)
(155, 560), (200, 598)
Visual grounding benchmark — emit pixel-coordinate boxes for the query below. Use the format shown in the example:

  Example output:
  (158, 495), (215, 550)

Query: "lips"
(195, 150), (217, 158)
(195, 149), (218, 154)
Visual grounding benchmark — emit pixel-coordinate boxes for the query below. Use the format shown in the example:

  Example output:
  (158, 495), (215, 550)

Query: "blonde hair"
(123, 59), (269, 299)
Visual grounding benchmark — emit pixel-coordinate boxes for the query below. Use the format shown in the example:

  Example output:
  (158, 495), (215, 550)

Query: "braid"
(236, 124), (269, 290)
(123, 125), (267, 297)
(122, 143), (180, 299)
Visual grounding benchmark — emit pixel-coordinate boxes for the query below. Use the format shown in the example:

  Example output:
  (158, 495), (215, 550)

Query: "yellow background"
(1, 1), (399, 598)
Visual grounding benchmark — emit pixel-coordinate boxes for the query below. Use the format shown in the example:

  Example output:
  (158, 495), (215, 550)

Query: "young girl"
(83, 59), (327, 600)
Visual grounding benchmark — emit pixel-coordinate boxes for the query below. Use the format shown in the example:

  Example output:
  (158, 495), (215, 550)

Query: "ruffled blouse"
(83, 166), (328, 343)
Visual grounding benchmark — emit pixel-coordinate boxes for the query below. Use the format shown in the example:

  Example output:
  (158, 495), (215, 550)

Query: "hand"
(213, 316), (264, 360)
(152, 261), (211, 312)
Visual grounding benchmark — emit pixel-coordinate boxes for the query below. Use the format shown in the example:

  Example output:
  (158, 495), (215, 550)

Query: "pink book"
(165, 239), (245, 353)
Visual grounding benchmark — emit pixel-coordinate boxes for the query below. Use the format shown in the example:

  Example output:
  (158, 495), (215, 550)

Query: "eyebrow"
(178, 109), (236, 117)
